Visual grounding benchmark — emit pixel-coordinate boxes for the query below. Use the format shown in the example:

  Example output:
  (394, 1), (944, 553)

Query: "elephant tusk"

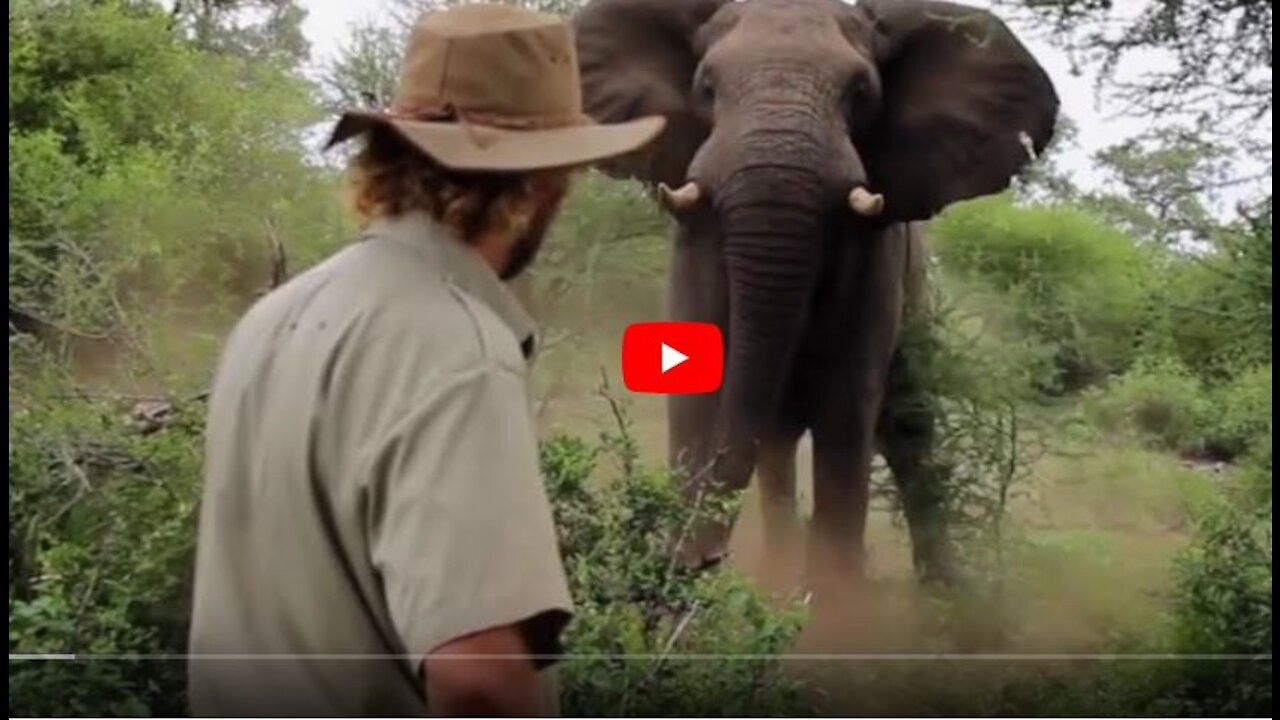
(1019, 130), (1038, 161)
(848, 186), (885, 217)
(658, 181), (702, 212)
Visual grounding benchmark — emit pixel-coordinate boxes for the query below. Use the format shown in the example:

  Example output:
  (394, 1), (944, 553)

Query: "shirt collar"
(364, 211), (539, 360)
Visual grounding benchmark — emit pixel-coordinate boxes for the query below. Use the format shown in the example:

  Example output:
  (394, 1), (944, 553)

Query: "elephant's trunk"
(711, 160), (827, 486)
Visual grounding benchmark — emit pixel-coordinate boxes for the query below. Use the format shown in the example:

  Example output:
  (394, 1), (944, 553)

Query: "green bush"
(1238, 434), (1272, 508)
(1205, 363), (1273, 460)
(1172, 505), (1272, 657)
(933, 195), (1157, 391)
(9, 370), (203, 716)
(1080, 358), (1271, 462)
(1150, 259), (1250, 381)
(1163, 502), (1273, 716)
(1082, 356), (1211, 454)
(8, 0), (348, 341)
(892, 286), (1052, 584)
(1147, 197), (1272, 383)
(543, 393), (810, 717)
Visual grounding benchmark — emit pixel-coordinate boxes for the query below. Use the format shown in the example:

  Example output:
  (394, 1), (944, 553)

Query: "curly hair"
(344, 125), (571, 243)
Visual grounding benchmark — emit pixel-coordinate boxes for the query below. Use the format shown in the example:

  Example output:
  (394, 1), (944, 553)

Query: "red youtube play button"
(621, 322), (723, 394)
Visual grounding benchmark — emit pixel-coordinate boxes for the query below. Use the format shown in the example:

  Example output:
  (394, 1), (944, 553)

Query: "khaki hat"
(326, 3), (664, 172)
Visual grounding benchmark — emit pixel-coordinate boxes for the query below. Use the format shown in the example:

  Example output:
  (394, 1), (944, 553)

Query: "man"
(187, 4), (663, 716)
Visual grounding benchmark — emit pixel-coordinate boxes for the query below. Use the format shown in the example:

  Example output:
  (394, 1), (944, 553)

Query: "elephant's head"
(574, 0), (1058, 437)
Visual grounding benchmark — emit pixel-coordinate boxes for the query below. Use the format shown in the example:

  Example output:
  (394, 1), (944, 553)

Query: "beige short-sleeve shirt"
(188, 211), (573, 717)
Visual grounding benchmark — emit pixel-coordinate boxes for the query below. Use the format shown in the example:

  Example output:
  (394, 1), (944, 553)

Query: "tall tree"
(1007, 0), (1272, 136)
(321, 0), (587, 113)
(1007, 0), (1271, 229)
(1085, 127), (1240, 246)
(169, 0), (310, 67)
(321, 21), (402, 113)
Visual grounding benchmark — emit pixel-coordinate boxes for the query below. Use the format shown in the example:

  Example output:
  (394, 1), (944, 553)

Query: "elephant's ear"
(860, 0), (1059, 221)
(573, 0), (728, 188)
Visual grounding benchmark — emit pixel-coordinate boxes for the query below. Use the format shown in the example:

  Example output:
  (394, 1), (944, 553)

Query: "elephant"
(571, 0), (1058, 590)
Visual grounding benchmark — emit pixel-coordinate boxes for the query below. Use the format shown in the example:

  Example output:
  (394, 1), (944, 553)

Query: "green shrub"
(9, 376), (203, 716)
(933, 195), (1156, 391)
(910, 312), (1043, 572)
(1149, 259), (1253, 381)
(1080, 358), (1271, 462)
(1172, 505), (1272, 656)
(1163, 502), (1273, 716)
(1205, 363), (1273, 460)
(1147, 197), (1271, 383)
(8, 0), (347, 342)
(1237, 434), (1272, 508)
(1082, 357), (1211, 453)
(543, 392), (811, 717)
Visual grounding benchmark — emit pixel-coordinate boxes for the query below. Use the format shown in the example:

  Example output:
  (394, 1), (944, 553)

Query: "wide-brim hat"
(326, 3), (664, 172)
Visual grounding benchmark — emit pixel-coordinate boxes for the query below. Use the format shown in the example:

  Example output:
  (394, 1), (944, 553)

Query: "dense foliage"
(933, 195), (1157, 390)
(8, 0), (1272, 716)
(542, 397), (809, 716)
(9, 355), (202, 716)
(9, 0), (347, 345)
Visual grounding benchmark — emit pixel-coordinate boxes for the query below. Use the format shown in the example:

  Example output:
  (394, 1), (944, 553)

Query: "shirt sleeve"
(366, 360), (573, 670)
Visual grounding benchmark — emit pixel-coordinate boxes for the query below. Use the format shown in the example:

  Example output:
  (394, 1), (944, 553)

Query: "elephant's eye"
(843, 71), (880, 135)
(695, 72), (715, 104)
(846, 73), (873, 104)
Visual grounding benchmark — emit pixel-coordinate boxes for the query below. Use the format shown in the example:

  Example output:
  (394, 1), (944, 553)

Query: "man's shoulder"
(227, 238), (523, 381)
(346, 237), (529, 373)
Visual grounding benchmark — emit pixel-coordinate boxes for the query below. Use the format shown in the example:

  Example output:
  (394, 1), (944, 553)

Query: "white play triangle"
(660, 342), (688, 374)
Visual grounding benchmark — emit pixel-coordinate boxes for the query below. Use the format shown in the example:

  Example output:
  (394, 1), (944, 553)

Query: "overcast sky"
(295, 0), (1266, 205)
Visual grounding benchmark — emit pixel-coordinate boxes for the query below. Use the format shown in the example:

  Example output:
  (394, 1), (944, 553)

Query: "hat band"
(389, 102), (591, 130)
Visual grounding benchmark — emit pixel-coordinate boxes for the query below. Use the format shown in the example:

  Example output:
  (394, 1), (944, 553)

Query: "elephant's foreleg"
(758, 433), (800, 540)
(754, 432), (803, 592)
(808, 409), (878, 591)
(799, 224), (907, 594)
(667, 219), (732, 568)
(880, 339), (957, 585)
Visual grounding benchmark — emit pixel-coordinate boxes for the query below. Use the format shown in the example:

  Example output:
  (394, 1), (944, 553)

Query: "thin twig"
(8, 303), (113, 341)
(71, 566), (103, 650)
(619, 600), (703, 715)
(48, 387), (210, 406)
(661, 450), (724, 586)
(597, 367), (635, 477)
(660, 601), (701, 658)
(60, 446), (93, 493)
(44, 446), (96, 528)
(50, 391), (167, 403)
(538, 328), (579, 356)
(664, 486), (708, 584)
(52, 234), (158, 374)
(266, 217), (289, 290)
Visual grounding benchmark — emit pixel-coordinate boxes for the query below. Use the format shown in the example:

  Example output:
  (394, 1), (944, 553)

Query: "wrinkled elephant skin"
(572, 0), (1059, 589)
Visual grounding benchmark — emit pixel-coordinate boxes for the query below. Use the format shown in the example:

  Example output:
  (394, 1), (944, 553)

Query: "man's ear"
(859, 0), (1060, 221)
